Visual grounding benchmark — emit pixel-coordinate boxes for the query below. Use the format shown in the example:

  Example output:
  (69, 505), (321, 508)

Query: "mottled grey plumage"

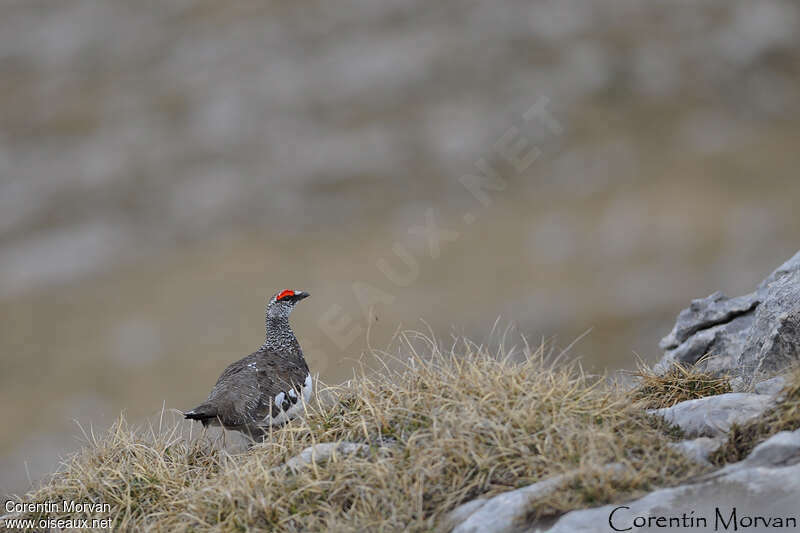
(184, 289), (312, 439)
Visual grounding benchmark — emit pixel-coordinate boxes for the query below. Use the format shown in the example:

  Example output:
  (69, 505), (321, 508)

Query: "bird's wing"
(205, 352), (311, 426)
(203, 354), (263, 427)
(252, 357), (310, 419)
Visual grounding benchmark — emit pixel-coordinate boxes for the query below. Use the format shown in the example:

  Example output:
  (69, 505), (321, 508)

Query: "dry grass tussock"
(629, 359), (733, 410)
(12, 335), (704, 531)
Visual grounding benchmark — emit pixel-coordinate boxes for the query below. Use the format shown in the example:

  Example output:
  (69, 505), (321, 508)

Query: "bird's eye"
(277, 290), (296, 301)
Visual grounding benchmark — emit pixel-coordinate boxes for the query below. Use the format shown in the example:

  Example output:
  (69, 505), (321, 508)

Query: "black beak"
(293, 291), (310, 301)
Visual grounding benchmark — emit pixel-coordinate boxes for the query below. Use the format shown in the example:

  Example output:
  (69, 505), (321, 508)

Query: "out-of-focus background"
(1, 0), (799, 498)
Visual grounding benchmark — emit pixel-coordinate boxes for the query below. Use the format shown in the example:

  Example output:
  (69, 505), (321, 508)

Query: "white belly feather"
(264, 373), (312, 426)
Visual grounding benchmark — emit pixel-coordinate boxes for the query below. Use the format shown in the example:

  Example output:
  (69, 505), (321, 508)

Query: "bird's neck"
(263, 315), (298, 353)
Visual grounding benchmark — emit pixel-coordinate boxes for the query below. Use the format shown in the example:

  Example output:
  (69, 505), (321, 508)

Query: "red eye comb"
(277, 290), (296, 301)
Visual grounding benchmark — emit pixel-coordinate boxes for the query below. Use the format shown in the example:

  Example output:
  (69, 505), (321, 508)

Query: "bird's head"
(267, 289), (310, 318)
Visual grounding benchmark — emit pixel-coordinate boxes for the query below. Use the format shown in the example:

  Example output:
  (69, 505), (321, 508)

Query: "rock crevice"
(657, 251), (800, 381)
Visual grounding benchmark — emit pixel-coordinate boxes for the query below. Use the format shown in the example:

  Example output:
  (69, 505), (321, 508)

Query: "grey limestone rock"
(738, 429), (800, 468)
(280, 442), (370, 472)
(658, 251), (800, 382)
(648, 393), (773, 438)
(754, 375), (787, 396)
(448, 474), (568, 533)
(442, 465), (629, 533)
(531, 429), (800, 533)
(668, 437), (725, 466)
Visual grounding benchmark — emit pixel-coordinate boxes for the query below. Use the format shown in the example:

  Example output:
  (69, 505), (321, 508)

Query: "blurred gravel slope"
(1, 0), (799, 497)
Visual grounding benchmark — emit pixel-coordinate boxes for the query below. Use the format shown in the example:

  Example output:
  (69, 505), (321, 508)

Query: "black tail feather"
(184, 404), (217, 427)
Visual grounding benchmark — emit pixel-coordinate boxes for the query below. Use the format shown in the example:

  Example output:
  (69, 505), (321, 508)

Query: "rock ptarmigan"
(184, 289), (312, 439)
